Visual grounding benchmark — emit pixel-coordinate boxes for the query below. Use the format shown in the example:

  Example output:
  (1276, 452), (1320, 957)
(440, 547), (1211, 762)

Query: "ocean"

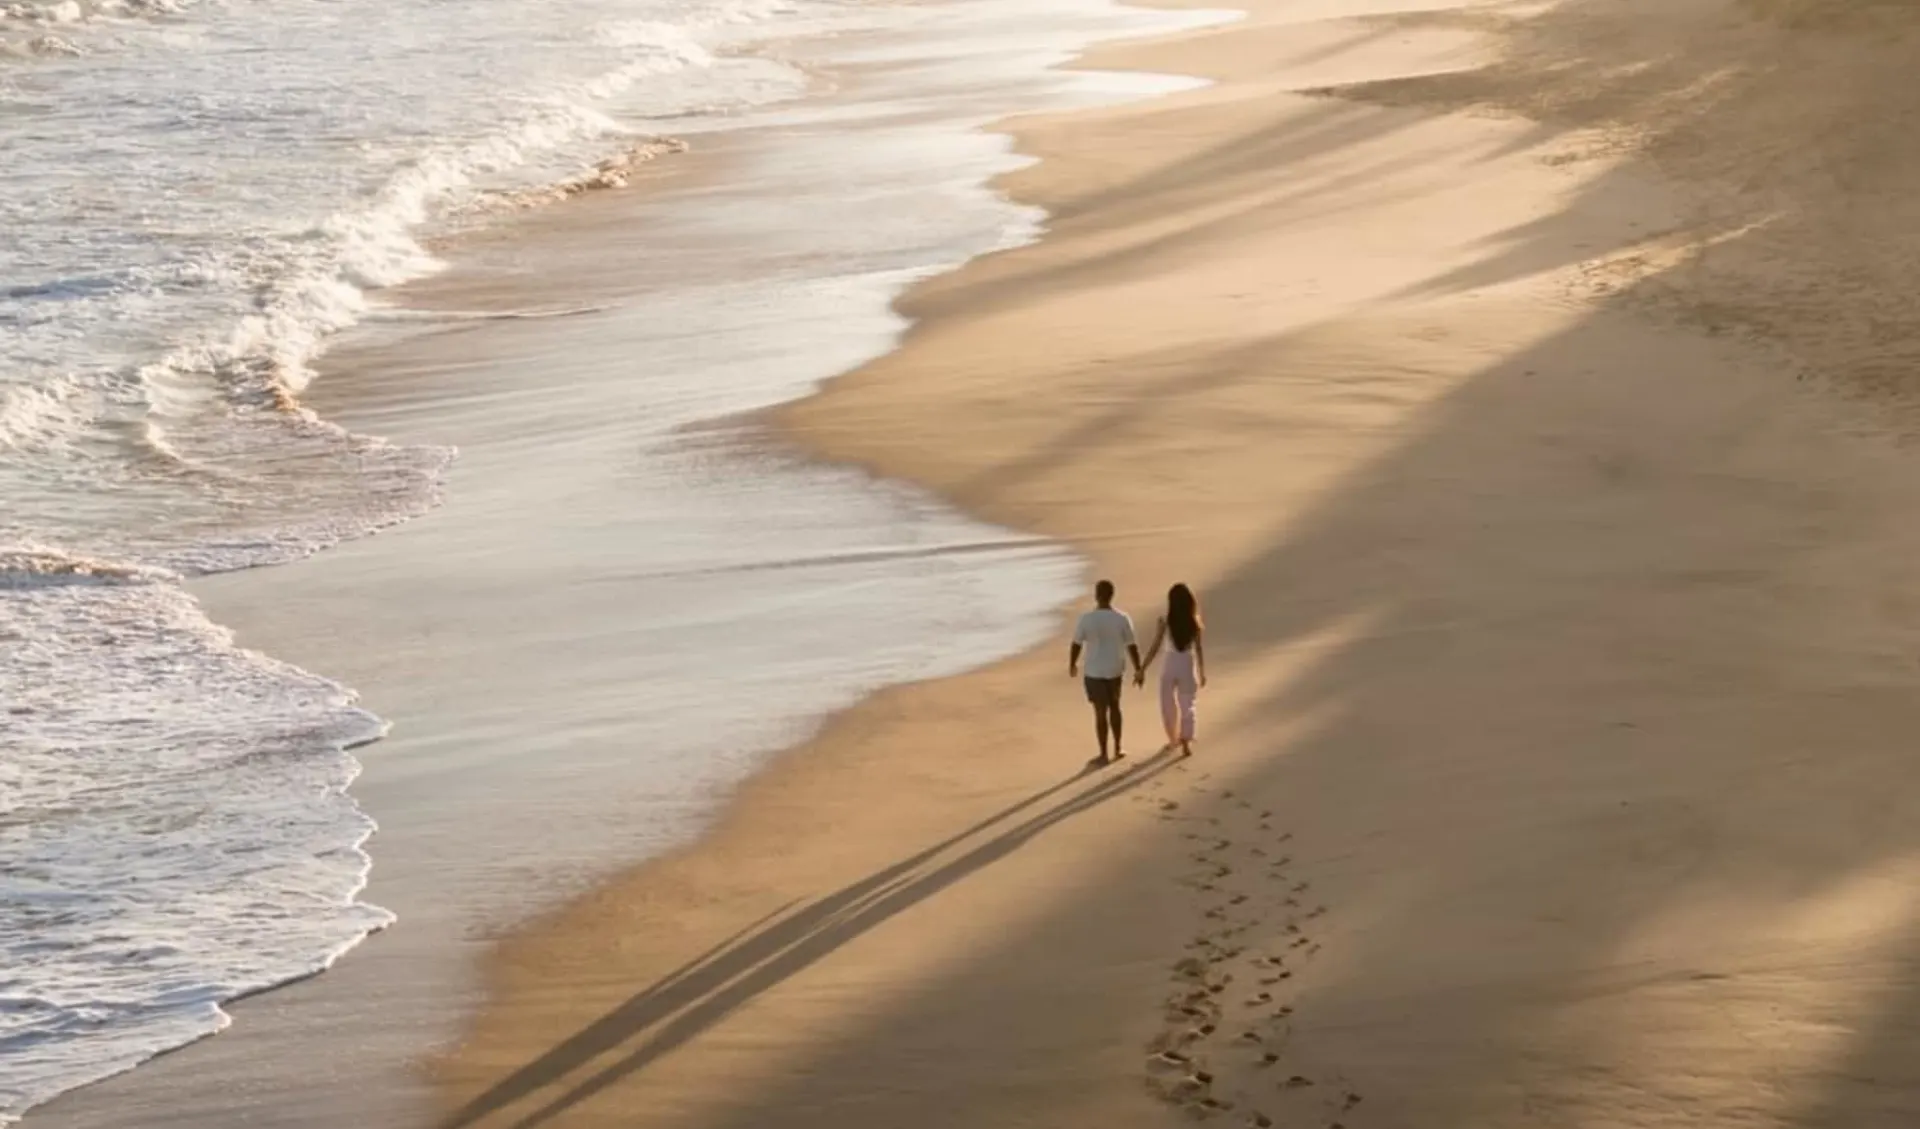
(0, 0), (1225, 1120)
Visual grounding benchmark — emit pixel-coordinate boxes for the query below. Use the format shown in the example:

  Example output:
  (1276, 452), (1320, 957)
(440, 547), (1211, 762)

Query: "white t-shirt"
(1074, 606), (1136, 680)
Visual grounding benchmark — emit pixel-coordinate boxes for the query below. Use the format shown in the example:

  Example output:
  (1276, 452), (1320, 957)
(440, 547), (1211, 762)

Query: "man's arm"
(1128, 643), (1145, 681)
(1068, 641), (1083, 678)
(1133, 620), (1160, 685)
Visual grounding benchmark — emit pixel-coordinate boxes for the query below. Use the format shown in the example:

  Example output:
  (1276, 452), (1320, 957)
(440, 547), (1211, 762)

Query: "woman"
(1137, 583), (1206, 756)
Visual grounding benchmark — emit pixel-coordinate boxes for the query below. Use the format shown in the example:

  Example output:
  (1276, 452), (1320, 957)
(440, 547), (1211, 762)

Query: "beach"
(433, 1), (1920, 1126)
(26, 0), (1920, 1125)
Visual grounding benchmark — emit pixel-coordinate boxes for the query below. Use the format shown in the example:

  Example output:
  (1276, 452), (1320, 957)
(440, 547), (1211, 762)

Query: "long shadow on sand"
(441, 749), (1177, 1129)
(453, 6), (1920, 1127)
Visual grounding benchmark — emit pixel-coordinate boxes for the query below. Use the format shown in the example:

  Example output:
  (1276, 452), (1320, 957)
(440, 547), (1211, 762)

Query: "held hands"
(1133, 668), (1146, 688)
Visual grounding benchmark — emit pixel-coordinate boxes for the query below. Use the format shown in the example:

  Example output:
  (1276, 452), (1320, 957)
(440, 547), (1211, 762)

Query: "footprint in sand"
(1148, 1050), (1192, 1071)
(1284, 1075), (1314, 1089)
(1260, 1050), (1281, 1065)
(1247, 992), (1273, 1006)
(1342, 1093), (1363, 1110)
(1230, 894), (1249, 906)
(1250, 1114), (1274, 1128)
(1168, 1076), (1208, 1102)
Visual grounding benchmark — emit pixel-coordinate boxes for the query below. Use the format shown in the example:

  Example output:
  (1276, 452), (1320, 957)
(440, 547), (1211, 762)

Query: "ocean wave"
(121, 16), (725, 419)
(0, 544), (172, 589)
(0, 0), (816, 1120)
(0, 0), (198, 24)
(0, 32), (82, 55)
(0, 562), (391, 1123)
(463, 136), (690, 213)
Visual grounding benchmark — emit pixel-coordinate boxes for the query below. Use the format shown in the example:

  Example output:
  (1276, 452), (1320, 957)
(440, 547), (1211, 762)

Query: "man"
(1068, 579), (1144, 766)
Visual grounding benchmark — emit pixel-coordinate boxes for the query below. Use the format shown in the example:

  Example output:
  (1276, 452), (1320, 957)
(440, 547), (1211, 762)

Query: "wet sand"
(431, 1), (1920, 1127)
(38, 0), (1920, 1126)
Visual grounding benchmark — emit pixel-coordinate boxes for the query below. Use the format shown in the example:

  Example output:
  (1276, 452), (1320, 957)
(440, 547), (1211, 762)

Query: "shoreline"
(35, 0), (1920, 1124)
(20, 2), (1222, 1125)
(436, 2), (1920, 1128)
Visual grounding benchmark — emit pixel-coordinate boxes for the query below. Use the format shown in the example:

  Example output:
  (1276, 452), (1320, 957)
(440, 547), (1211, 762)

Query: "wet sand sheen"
(34, 0), (1920, 1125)
(21, 3), (1215, 1126)
(436, 2), (1920, 1129)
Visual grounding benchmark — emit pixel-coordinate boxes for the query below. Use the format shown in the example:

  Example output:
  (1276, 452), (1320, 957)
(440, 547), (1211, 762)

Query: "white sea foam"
(1, 0), (1240, 1118)
(0, 0), (827, 1119)
(0, 547), (390, 1122)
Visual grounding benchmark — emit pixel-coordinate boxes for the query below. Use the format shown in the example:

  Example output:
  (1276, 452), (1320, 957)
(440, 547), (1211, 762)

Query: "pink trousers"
(1160, 649), (1198, 742)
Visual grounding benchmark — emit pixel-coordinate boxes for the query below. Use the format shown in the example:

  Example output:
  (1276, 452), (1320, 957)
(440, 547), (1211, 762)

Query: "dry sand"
(430, 1), (1920, 1127)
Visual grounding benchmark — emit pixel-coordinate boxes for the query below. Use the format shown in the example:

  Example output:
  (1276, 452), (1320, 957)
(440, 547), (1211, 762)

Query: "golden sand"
(429, 2), (1920, 1126)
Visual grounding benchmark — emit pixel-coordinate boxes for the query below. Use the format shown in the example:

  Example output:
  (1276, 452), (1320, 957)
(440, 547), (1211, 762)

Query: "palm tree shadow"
(442, 749), (1179, 1129)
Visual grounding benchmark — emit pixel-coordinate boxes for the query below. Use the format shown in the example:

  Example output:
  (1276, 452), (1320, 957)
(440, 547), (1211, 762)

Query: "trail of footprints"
(1138, 778), (1364, 1126)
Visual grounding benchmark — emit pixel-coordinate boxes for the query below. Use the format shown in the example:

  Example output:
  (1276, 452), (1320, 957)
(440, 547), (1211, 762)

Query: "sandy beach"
(430, 1), (1920, 1127)
(32, 0), (1920, 1126)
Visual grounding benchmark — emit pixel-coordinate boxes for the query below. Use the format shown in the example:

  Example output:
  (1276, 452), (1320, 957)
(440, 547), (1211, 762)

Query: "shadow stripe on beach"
(441, 750), (1176, 1129)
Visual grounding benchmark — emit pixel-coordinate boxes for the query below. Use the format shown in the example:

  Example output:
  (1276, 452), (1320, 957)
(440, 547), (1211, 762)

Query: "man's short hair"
(1095, 579), (1115, 603)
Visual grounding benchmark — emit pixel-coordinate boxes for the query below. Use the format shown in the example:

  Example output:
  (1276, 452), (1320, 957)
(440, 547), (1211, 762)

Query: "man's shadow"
(442, 748), (1180, 1129)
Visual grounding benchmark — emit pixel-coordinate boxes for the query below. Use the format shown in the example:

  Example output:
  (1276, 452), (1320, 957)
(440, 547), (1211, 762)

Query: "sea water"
(0, 0), (1225, 1118)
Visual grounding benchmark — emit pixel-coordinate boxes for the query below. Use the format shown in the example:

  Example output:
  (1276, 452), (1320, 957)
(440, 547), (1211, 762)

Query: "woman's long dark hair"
(1167, 583), (1202, 651)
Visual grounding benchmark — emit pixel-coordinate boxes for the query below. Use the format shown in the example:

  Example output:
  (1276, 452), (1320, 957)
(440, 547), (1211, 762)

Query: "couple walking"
(1067, 579), (1207, 766)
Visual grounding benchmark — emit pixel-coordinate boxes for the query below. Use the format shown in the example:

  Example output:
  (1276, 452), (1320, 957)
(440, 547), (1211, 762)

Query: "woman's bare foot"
(1180, 739), (1193, 757)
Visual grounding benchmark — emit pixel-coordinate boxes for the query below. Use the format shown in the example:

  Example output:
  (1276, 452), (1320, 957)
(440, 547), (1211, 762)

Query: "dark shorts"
(1083, 676), (1123, 709)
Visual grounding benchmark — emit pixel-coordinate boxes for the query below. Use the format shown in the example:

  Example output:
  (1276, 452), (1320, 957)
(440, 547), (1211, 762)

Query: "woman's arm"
(1195, 628), (1207, 687)
(1138, 618), (1166, 683)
